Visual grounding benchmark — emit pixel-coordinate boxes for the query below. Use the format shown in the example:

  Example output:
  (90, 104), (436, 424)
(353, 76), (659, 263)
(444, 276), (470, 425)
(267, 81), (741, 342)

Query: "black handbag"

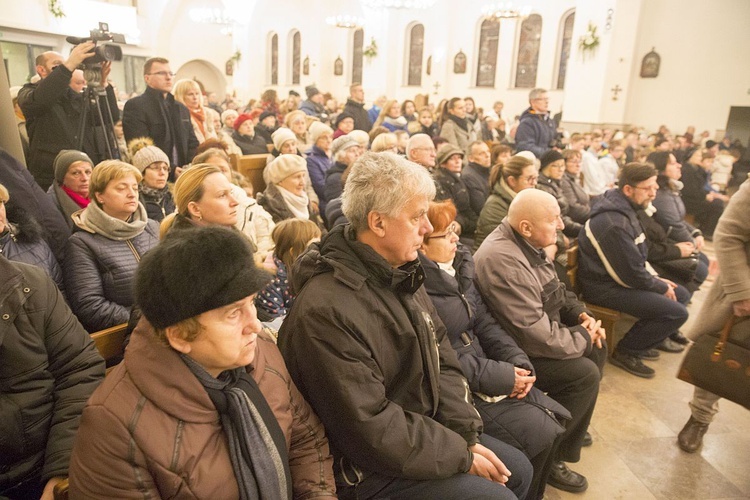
(654, 254), (699, 282)
(677, 315), (750, 409)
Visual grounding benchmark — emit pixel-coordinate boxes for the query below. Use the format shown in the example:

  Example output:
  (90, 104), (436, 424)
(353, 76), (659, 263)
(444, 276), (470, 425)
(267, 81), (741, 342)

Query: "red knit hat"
(233, 113), (253, 131)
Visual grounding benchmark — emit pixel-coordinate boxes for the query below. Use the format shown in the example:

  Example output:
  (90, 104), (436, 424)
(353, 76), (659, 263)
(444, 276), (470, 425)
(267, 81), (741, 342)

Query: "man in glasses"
(514, 88), (558, 159)
(122, 57), (198, 180)
(474, 188), (606, 494)
(578, 163), (689, 378)
(18, 43), (119, 190)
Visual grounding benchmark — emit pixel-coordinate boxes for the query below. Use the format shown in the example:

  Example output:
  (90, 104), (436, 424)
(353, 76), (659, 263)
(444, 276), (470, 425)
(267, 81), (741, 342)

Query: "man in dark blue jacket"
(577, 163), (689, 378)
(514, 88), (557, 159)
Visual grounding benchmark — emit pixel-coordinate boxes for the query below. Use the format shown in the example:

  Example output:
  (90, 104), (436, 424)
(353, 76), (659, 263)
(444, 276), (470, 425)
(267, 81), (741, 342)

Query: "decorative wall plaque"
(454, 50), (467, 74)
(640, 48), (660, 78)
(334, 56), (344, 76)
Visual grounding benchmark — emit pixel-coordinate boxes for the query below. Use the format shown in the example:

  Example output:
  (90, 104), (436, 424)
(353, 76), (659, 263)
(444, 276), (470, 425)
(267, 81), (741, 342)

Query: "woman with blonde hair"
(371, 99), (408, 133)
(284, 110), (311, 152)
(371, 132), (399, 153)
(160, 163), (239, 238)
(173, 79), (218, 143)
(255, 218), (321, 322)
(192, 148), (275, 263)
(63, 160), (159, 332)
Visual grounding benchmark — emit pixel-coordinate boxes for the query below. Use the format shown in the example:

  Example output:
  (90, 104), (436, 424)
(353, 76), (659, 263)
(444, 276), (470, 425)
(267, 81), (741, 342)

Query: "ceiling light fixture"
(481, 2), (532, 19)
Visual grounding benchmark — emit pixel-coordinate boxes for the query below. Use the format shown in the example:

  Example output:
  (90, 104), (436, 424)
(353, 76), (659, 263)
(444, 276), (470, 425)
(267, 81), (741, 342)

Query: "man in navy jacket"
(577, 163), (689, 378)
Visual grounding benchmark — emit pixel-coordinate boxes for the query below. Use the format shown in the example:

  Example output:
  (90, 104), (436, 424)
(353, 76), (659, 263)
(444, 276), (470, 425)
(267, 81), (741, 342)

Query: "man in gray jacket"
(474, 189), (607, 494)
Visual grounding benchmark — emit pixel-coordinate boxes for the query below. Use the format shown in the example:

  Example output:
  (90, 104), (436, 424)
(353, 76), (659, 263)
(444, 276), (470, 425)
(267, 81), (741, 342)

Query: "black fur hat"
(135, 226), (272, 329)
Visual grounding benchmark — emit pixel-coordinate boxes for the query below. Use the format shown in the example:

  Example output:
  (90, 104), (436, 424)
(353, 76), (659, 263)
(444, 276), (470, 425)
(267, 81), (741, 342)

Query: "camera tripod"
(75, 78), (120, 162)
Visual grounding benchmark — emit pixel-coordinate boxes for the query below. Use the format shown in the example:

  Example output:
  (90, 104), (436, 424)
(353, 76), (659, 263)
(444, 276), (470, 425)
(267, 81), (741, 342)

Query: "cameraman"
(18, 42), (119, 191)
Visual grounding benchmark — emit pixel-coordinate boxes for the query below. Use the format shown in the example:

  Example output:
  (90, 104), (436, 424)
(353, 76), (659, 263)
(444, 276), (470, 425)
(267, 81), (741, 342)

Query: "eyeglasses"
(425, 222), (458, 240)
(146, 165), (171, 173)
(412, 147), (436, 153)
(520, 175), (539, 183)
(148, 71), (175, 78)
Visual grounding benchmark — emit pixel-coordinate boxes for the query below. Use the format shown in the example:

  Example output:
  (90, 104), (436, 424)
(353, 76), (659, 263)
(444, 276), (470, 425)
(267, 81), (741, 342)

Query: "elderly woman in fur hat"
(69, 226), (336, 499)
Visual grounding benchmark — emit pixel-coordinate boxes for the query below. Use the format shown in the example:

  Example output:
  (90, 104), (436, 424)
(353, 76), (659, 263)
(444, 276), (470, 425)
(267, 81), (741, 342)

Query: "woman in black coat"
(420, 200), (571, 500)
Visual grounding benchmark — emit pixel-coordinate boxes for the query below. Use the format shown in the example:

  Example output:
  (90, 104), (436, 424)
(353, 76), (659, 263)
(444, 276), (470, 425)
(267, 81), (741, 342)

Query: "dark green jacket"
(0, 256), (104, 490)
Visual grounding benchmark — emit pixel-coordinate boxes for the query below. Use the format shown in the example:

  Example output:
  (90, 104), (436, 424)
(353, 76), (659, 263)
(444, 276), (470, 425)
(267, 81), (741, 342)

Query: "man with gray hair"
(279, 152), (532, 499)
(406, 133), (437, 172)
(514, 88), (557, 159)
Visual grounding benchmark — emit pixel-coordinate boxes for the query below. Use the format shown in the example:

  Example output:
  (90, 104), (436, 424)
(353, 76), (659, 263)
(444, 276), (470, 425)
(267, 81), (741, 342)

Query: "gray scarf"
(72, 201), (148, 241)
(180, 354), (292, 500)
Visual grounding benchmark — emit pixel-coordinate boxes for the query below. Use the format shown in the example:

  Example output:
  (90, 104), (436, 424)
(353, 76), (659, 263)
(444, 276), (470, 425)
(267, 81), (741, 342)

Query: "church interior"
(1, 0), (749, 498)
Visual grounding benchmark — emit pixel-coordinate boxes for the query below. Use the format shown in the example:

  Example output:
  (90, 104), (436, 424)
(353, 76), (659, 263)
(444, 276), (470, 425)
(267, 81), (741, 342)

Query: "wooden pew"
(230, 153), (271, 195)
(90, 322), (128, 369)
(567, 245), (634, 356)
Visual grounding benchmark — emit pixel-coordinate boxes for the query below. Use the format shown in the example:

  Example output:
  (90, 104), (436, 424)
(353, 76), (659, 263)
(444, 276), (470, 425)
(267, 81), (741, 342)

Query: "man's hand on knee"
(468, 443), (510, 485)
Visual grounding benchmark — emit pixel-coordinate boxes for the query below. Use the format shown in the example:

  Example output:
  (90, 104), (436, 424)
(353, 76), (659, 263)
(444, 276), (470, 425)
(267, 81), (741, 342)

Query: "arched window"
(514, 14), (542, 88)
(352, 28), (364, 85)
(406, 23), (424, 86)
(476, 18), (500, 87)
(290, 30), (301, 85)
(268, 32), (278, 85)
(556, 11), (575, 89)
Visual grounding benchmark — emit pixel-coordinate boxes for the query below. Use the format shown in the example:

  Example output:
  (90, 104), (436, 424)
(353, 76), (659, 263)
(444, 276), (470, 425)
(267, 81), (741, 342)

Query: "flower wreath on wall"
(49, 0), (65, 18)
(578, 21), (600, 60)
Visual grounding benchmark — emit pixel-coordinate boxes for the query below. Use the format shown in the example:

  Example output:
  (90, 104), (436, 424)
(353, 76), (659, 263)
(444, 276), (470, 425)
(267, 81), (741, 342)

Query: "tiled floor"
(546, 244), (750, 500)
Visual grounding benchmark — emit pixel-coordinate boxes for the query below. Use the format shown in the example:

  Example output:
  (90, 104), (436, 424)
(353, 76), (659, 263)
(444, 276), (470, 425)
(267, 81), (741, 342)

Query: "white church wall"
(625, 0), (750, 135)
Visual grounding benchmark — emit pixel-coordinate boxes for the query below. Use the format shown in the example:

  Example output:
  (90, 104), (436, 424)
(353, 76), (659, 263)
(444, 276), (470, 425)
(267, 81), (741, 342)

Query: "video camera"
(66, 22), (125, 85)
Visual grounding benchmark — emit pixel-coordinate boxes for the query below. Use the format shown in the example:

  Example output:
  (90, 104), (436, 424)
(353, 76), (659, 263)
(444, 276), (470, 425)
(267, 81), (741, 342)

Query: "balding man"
(18, 43), (118, 190)
(474, 189), (606, 494)
(69, 69), (86, 93)
(406, 133), (437, 172)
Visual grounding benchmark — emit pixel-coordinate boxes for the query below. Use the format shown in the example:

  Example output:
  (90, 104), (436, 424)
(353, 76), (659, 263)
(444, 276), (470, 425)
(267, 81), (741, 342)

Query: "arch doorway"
(175, 59), (227, 101)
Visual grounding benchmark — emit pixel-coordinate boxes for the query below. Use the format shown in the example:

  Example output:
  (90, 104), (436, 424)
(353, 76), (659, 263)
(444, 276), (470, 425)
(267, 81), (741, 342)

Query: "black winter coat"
(63, 219), (159, 332)
(139, 187), (176, 222)
(0, 257), (104, 491)
(0, 149), (70, 262)
(342, 99), (371, 132)
(0, 206), (63, 293)
(420, 247), (569, 457)
(433, 168), (478, 238)
(536, 173), (582, 238)
(231, 131), (268, 155)
(323, 161), (348, 203)
(514, 107), (557, 158)
(279, 225), (482, 480)
(461, 162), (491, 218)
(122, 86), (198, 169)
(18, 65), (119, 190)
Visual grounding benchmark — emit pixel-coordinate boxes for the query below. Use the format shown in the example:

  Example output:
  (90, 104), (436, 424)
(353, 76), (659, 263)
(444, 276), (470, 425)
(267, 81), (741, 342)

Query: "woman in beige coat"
(678, 177), (750, 453)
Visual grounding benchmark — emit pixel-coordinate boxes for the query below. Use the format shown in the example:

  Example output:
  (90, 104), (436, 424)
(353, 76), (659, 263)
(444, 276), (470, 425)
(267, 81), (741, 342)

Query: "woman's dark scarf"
(447, 113), (469, 132)
(180, 354), (293, 500)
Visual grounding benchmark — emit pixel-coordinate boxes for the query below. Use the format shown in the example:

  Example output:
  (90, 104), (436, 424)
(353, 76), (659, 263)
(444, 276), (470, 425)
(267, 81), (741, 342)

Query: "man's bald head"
(508, 189), (562, 248)
(406, 134), (436, 169)
(36, 51), (64, 79)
